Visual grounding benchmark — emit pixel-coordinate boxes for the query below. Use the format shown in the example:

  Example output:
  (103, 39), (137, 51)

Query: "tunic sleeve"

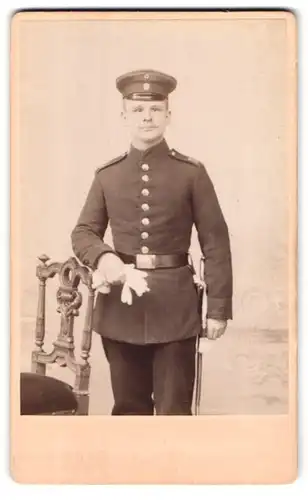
(192, 165), (233, 320)
(71, 174), (114, 269)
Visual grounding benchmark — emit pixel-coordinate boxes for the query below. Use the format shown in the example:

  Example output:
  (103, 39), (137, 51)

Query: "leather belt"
(117, 252), (188, 270)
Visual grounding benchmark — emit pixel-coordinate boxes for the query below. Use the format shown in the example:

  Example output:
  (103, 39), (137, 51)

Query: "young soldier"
(71, 69), (233, 415)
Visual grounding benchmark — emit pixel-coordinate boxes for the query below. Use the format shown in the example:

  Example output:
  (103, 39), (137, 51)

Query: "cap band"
(125, 93), (166, 101)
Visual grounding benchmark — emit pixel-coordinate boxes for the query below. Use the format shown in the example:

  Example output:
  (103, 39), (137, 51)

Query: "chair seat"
(20, 372), (78, 415)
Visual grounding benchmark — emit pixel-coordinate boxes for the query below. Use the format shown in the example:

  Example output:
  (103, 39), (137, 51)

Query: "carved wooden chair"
(20, 255), (95, 415)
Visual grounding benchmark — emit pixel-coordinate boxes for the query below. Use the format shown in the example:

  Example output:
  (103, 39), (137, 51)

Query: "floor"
(19, 319), (289, 415)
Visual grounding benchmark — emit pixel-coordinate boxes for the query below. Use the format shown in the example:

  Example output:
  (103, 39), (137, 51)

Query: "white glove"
(120, 264), (150, 305)
(92, 263), (149, 305)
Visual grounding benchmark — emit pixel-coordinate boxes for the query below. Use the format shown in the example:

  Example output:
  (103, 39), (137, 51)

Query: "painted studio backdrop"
(15, 15), (290, 414)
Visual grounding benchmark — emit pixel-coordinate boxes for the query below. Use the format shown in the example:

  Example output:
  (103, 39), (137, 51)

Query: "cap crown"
(116, 69), (177, 100)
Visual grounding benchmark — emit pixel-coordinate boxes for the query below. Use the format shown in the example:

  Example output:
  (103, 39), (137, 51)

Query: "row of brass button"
(141, 163), (150, 253)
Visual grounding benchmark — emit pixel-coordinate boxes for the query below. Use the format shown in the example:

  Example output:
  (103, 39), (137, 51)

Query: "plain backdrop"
(15, 15), (290, 332)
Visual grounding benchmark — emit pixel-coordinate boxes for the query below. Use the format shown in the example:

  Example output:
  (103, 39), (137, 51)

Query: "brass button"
(141, 163), (149, 171)
(141, 218), (150, 226)
(141, 232), (149, 240)
(142, 174), (149, 182)
(141, 246), (149, 254)
(141, 188), (149, 196)
(141, 203), (150, 211)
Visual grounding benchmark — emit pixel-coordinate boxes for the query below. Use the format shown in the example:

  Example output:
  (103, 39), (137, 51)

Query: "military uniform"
(71, 69), (233, 415)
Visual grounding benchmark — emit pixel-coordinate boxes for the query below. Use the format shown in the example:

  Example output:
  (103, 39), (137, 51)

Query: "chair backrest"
(31, 254), (95, 415)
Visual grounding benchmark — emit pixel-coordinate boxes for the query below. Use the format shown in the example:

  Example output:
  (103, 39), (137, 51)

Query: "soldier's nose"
(143, 110), (152, 121)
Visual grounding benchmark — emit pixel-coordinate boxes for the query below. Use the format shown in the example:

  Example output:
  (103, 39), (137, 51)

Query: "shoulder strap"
(168, 148), (203, 167)
(96, 152), (128, 174)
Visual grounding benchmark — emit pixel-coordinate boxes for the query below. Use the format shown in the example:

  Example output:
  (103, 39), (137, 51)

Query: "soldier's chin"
(139, 130), (161, 142)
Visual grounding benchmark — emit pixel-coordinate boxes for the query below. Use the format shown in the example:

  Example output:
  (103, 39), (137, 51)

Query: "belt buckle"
(136, 254), (157, 270)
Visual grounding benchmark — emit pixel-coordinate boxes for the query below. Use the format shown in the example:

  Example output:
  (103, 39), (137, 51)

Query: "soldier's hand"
(94, 252), (126, 287)
(205, 318), (227, 340)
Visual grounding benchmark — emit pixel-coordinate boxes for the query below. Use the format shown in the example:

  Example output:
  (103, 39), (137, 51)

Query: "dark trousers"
(101, 336), (196, 415)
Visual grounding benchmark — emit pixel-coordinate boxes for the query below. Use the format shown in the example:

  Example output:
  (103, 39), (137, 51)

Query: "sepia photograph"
(11, 10), (297, 483)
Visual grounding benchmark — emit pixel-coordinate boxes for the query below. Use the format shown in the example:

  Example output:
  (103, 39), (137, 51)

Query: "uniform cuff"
(206, 297), (233, 320)
(82, 244), (115, 269)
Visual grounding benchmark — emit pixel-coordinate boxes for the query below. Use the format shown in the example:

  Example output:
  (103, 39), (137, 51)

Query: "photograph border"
(10, 9), (297, 484)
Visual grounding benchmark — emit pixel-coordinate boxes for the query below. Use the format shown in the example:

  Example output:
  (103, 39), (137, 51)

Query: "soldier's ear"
(121, 110), (127, 124)
(121, 98), (127, 121)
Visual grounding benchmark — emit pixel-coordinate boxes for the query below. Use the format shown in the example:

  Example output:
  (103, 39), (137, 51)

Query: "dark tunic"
(71, 139), (233, 344)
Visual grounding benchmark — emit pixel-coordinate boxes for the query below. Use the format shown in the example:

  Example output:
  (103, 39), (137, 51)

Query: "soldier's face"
(122, 99), (170, 146)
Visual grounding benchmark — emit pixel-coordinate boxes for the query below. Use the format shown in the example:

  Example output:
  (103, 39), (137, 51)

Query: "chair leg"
(74, 364), (91, 415)
(75, 393), (90, 415)
(31, 354), (46, 375)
